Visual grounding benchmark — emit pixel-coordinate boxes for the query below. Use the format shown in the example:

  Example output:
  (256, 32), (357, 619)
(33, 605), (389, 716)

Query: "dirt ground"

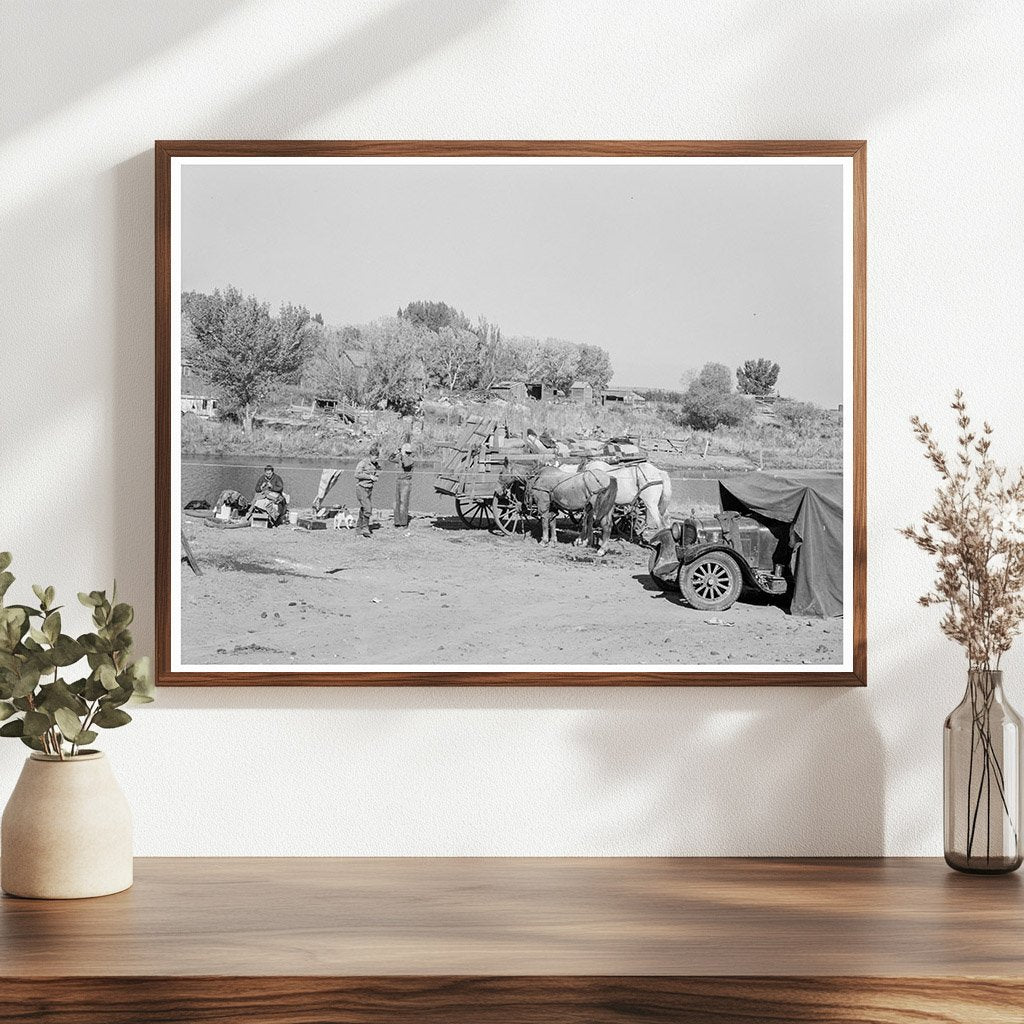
(180, 511), (842, 669)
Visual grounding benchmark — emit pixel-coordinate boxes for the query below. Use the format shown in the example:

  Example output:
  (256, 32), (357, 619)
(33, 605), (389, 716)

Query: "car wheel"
(680, 552), (742, 611)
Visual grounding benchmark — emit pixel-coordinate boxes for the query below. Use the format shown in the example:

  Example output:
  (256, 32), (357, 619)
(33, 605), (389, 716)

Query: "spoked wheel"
(613, 498), (648, 544)
(492, 489), (535, 537)
(455, 497), (494, 529)
(679, 552), (742, 611)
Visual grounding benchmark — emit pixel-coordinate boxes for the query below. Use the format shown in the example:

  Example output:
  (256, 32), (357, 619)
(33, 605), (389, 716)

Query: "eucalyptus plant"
(0, 552), (153, 759)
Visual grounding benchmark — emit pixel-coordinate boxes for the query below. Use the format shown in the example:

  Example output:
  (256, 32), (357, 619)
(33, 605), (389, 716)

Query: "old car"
(647, 511), (789, 611)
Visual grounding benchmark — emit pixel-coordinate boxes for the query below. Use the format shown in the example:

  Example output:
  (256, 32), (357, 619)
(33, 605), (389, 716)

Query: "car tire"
(647, 544), (676, 591)
(680, 552), (742, 611)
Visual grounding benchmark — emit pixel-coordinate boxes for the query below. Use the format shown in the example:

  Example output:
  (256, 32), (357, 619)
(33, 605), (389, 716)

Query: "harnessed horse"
(499, 461), (619, 556)
(583, 459), (672, 535)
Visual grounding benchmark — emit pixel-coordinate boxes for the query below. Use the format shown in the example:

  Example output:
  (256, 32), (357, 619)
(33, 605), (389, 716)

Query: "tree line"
(182, 290), (615, 430)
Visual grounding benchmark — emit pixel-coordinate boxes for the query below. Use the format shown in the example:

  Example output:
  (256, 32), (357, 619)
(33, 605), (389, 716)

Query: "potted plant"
(0, 552), (153, 898)
(903, 392), (1024, 873)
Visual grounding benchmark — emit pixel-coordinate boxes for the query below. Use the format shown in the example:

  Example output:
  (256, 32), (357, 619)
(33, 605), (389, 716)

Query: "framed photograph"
(156, 141), (865, 686)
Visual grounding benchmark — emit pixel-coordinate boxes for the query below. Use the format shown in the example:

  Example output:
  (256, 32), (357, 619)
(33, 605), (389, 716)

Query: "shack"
(600, 388), (645, 407)
(569, 380), (594, 405)
(488, 380), (528, 404)
(180, 369), (220, 418)
(525, 381), (553, 402)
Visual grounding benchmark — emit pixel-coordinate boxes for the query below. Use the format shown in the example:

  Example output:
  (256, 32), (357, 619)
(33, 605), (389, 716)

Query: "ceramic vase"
(1, 751), (133, 898)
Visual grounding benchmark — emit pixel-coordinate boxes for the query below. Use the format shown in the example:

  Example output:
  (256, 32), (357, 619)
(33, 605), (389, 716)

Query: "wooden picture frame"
(156, 140), (866, 686)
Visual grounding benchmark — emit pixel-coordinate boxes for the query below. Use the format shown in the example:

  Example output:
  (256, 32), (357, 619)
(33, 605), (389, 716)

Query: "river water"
(181, 455), (838, 515)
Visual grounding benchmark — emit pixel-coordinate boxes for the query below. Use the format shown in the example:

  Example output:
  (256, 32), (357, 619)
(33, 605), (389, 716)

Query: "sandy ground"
(180, 511), (842, 668)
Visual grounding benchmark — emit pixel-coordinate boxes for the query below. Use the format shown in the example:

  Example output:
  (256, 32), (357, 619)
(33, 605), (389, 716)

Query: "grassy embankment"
(181, 398), (841, 472)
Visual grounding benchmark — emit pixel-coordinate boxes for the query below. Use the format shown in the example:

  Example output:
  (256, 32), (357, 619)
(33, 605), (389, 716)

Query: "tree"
(576, 343), (613, 390)
(182, 287), (314, 435)
(425, 326), (482, 395)
(363, 316), (429, 415)
(500, 336), (545, 383)
(304, 324), (366, 404)
(539, 338), (580, 393)
(398, 300), (471, 334)
(680, 362), (752, 431)
(474, 317), (505, 390)
(736, 358), (780, 396)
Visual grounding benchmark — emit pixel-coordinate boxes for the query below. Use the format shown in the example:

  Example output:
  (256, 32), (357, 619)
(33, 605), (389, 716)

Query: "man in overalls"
(390, 431), (414, 528)
(354, 447), (380, 538)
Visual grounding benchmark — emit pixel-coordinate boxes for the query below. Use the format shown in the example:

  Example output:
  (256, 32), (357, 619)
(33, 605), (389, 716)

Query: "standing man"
(354, 446), (380, 538)
(390, 430), (415, 528)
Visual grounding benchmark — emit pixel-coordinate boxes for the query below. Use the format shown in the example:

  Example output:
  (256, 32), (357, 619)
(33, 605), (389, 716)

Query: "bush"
(679, 363), (753, 430)
(774, 399), (824, 430)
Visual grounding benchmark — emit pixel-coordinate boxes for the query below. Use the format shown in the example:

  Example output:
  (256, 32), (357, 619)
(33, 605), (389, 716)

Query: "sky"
(181, 160), (845, 406)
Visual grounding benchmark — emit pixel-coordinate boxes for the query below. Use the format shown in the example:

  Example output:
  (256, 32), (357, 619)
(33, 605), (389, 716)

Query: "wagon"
(433, 416), (561, 536)
(435, 416), (656, 541)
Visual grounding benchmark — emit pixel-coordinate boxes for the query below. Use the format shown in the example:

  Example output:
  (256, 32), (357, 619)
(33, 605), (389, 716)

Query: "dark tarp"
(718, 473), (843, 618)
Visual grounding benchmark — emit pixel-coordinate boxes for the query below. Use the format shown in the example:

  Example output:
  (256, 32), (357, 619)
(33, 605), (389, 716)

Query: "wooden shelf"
(2, 857), (1022, 1022)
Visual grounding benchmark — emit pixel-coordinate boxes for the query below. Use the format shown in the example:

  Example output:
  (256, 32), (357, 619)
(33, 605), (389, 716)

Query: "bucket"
(288, 510), (299, 525)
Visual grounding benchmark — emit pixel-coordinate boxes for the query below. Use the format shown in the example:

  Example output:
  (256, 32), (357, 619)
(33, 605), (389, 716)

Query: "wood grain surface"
(155, 139), (867, 687)
(2, 858), (1020, 1023)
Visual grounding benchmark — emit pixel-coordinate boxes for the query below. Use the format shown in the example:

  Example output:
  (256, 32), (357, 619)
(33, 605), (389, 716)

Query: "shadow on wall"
(205, 0), (507, 136)
(573, 687), (884, 856)
(730, 1), (973, 134)
(2, 0), (977, 854)
(102, 0), (508, 657)
(0, 2), (241, 139)
(147, 679), (885, 856)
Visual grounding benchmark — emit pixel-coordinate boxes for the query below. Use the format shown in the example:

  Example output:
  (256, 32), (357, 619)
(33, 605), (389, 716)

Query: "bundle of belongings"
(524, 428), (570, 457)
(250, 492), (288, 526)
(213, 489), (250, 520)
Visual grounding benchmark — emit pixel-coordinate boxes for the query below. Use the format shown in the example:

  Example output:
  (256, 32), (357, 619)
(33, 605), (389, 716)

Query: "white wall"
(1, 0), (1022, 856)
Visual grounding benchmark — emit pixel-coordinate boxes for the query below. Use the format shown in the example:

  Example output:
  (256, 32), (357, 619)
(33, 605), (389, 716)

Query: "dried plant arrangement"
(903, 391), (1024, 870)
(902, 391), (1024, 667)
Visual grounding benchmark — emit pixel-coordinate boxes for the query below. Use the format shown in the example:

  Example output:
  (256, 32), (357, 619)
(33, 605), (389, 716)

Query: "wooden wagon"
(434, 415), (656, 541)
(433, 416), (564, 536)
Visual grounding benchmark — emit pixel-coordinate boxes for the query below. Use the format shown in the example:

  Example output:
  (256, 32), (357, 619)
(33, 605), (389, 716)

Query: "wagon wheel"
(491, 489), (535, 538)
(612, 498), (648, 544)
(455, 496), (493, 529)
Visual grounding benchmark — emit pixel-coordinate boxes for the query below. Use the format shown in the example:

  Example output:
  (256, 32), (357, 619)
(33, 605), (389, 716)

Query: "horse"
(498, 461), (619, 556)
(583, 459), (672, 535)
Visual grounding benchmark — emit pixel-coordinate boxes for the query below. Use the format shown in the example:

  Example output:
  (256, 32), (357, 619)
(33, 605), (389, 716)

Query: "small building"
(569, 380), (594, 405)
(488, 380), (528, 404)
(525, 381), (553, 402)
(180, 393), (218, 418)
(180, 368), (220, 418)
(600, 388), (646, 408)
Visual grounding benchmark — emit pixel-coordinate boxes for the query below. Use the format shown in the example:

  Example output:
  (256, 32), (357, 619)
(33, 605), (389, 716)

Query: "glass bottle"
(944, 669), (1022, 873)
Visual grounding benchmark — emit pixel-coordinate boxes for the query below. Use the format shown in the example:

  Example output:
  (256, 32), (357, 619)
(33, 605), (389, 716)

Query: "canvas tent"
(718, 473), (843, 618)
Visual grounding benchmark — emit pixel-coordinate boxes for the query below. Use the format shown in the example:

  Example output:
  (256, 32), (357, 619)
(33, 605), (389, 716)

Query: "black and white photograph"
(161, 146), (861, 683)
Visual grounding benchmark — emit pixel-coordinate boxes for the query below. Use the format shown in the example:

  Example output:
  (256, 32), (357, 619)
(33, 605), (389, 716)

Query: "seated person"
(524, 428), (549, 455)
(250, 465), (288, 525)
